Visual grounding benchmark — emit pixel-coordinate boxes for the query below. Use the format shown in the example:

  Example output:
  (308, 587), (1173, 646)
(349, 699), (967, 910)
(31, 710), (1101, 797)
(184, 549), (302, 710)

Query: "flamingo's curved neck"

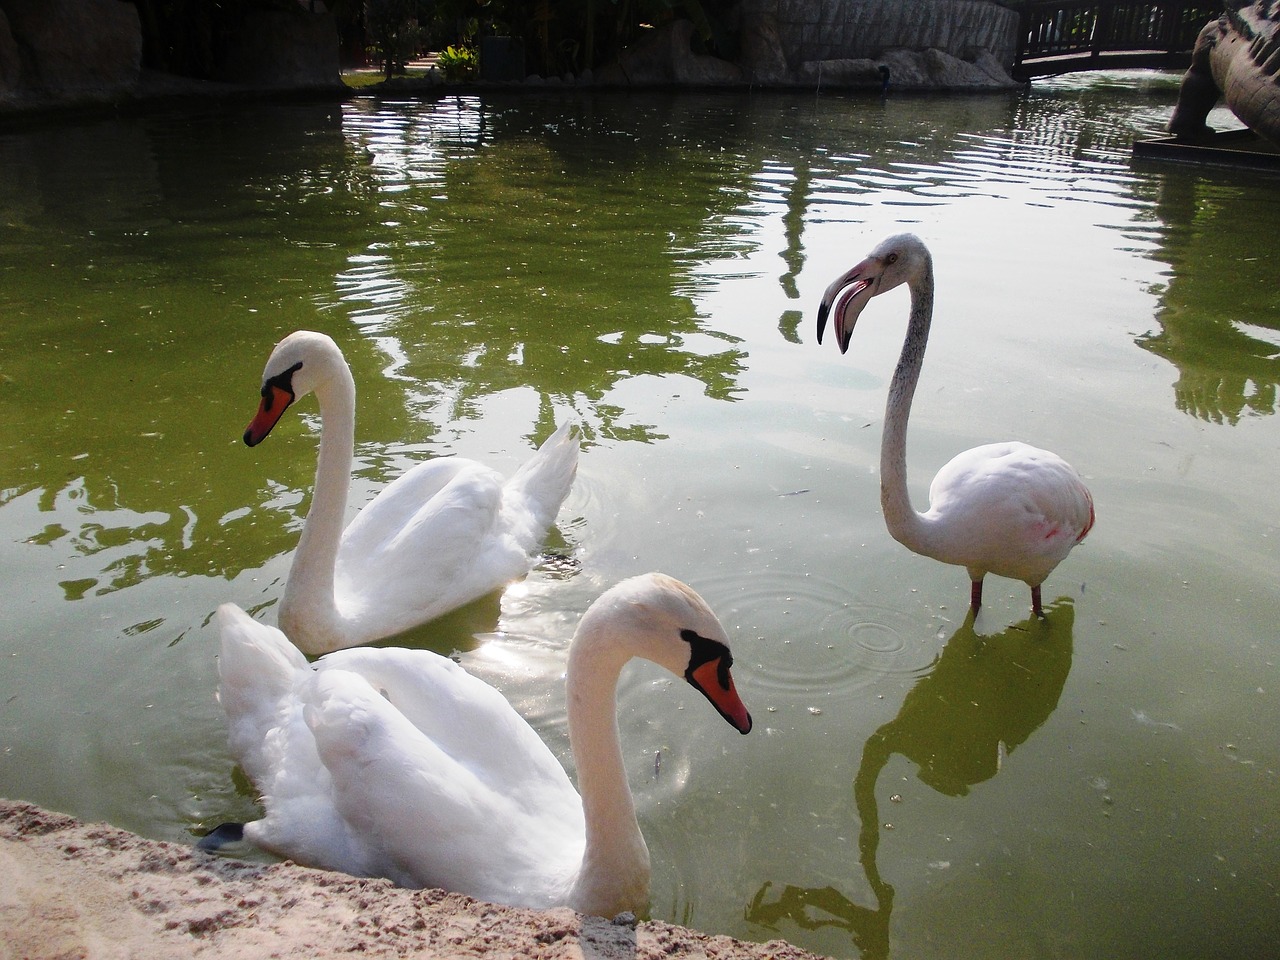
(285, 364), (356, 626)
(880, 259), (938, 556)
(565, 637), (649, 915)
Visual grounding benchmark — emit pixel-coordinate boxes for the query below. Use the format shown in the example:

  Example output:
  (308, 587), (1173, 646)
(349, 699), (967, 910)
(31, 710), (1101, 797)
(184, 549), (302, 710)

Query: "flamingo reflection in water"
(747, 600), (1075, 958)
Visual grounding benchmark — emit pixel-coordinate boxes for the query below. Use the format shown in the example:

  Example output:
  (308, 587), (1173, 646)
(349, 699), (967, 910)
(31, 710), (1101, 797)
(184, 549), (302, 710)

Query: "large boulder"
(0, 10), (21, 100)
(601, 19), (743, 86)
(738, 12), (792, 84)
(215, 8), (340, 90)
(0, 0), (141, 98)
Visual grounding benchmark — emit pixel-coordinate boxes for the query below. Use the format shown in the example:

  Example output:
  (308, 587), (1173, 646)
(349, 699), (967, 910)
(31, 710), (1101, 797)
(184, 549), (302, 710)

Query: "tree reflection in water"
(1137, 172), (1280, 424)
(747, 600), (1075, 959)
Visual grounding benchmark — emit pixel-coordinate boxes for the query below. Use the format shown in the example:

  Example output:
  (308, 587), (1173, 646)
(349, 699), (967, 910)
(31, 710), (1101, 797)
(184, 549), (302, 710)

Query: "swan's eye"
(262, 361), (303, 399)
(716, 653), (733, 690)
(681, 629), (733, 691)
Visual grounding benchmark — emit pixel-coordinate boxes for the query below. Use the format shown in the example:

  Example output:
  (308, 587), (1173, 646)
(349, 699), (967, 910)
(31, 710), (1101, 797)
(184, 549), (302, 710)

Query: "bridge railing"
(1014, 1), (1223, 75)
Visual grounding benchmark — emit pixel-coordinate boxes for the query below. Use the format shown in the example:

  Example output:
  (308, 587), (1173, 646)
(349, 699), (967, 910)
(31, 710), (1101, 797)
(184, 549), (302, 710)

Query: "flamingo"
(202, 574), (752, 917)
(243, 330), (579, 654)
(816, 234), (1094, 617)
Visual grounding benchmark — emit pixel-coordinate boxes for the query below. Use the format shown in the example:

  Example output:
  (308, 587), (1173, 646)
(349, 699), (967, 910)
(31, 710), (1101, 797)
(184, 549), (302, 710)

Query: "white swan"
(243, 330), (579, 654)
(205, 574), (753, 917)
(817, 234), (1094, 616)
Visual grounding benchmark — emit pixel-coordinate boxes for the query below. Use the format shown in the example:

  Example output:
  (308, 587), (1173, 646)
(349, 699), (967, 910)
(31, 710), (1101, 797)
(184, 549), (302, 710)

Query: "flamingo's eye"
(886, 253), (898, 265)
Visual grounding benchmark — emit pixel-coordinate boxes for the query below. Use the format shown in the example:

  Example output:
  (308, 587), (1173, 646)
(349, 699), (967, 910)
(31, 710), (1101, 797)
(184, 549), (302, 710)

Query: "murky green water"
(1, 73), (1277, 958)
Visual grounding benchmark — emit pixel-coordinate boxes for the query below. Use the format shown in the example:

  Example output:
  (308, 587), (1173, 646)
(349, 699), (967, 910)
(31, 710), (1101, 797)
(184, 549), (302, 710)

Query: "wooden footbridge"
(1012, 1), (1225, 79)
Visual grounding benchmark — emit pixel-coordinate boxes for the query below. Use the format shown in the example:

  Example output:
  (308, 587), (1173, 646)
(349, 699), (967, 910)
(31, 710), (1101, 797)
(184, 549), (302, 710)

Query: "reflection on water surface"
(748, 601), (1074, 960)
(1, 75), (1278, 960)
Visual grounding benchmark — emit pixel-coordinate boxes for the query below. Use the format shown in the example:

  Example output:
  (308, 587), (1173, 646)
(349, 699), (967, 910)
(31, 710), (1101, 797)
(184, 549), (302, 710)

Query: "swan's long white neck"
(281, 361), (355, 635)
(880, 258), (940, 557)
(564, 636), (649, 915)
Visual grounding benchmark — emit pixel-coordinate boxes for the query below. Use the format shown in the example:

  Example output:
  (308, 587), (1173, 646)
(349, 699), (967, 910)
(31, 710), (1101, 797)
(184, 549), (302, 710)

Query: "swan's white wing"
(215, 605), (371, 872)
(337, 457), (503, 567)
(215, 604), (311, 789)
(500, 419), (580, 551)
(319, 425), (577, 645)
(317, 646), (582, 796)
(304, 661), (585, 905)
(333, 459), (526, 632)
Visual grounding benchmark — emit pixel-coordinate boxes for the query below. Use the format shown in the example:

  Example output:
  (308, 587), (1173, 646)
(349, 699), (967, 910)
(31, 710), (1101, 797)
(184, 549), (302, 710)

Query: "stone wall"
(0, 0), (142, 105)
(0, 0), (341, 114)
(738, 0), (1021, 70)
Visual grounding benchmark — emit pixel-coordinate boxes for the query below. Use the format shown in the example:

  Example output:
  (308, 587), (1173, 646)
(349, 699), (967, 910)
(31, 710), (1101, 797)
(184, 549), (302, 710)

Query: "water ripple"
(696, 570), (921, 702)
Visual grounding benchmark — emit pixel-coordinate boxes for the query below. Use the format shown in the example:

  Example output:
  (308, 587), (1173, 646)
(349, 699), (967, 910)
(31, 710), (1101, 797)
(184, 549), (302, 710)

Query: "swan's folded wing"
(317, 647), (583, 803)
(344, 457), (486, 537)
(215, 605), (370, 873)
(304, 666), (585, 901)
(215, 604), (311, 787)
(334, 459), (523, 627)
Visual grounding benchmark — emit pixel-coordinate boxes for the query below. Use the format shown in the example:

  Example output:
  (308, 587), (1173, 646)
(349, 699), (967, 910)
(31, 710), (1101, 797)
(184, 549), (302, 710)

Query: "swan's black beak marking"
(682, 629), (752, 734)
(244, 361), (302, 447)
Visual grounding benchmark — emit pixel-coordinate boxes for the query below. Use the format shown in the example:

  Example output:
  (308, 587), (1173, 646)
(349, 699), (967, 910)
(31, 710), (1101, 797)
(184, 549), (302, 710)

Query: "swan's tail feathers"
(215, 604), (309, 770)
(504, 419), (580, 552)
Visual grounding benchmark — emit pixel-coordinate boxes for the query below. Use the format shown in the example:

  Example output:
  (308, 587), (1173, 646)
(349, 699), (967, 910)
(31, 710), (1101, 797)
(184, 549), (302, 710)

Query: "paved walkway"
(343, 55), (439, 77)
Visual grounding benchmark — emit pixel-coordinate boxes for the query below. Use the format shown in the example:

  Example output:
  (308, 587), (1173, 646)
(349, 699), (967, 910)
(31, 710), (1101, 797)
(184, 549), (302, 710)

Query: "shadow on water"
(746, 599), (1075, 959)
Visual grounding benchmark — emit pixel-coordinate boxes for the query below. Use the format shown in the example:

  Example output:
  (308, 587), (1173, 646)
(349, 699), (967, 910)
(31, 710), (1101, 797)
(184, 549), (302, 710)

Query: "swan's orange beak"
(688, 658), (753, 735)
(244, 383), (293, 447)
(816, 259), (877, 354)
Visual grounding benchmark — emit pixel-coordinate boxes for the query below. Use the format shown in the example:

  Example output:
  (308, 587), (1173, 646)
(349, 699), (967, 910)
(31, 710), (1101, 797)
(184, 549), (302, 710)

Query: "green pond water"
(0, 72), (1277, 959)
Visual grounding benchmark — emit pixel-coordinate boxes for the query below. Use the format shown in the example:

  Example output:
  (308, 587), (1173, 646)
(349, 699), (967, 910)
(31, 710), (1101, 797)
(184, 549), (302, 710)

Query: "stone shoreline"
(0, 799), (827, 960)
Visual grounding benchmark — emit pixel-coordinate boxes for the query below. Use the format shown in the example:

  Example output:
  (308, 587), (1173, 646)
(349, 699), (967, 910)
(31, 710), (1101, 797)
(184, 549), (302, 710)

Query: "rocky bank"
(0, 0), (1024, 119)
(0, 799), (827, 960)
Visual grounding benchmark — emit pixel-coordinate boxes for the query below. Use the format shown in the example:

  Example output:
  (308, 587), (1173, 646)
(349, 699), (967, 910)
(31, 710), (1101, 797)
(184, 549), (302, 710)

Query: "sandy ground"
(0, 799), (825, 960)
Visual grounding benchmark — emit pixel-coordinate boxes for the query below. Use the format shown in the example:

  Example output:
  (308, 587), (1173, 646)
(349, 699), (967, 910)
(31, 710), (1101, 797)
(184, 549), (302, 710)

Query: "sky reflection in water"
(0, 75), (1277, 959)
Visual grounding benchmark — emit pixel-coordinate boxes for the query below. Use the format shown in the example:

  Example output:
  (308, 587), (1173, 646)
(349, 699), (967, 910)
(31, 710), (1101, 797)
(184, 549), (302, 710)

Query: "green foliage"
(375, 0), (740, 78)
(436, 44), (478, 81)
(365, 0), (430, 77)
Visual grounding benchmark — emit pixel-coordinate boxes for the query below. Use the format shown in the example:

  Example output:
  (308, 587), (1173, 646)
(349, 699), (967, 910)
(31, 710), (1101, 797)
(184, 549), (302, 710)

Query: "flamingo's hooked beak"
(816, 257), (879, 355)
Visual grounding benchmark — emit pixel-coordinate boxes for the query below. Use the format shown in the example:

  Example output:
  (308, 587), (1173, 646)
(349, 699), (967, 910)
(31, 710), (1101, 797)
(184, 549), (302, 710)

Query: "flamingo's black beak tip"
(816, 302), (829, 344)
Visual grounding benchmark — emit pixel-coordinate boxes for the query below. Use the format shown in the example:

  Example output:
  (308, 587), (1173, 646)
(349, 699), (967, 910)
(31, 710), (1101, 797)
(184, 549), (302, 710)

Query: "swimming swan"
(206, 574), (753, 917)
(244, 330), (579, 654)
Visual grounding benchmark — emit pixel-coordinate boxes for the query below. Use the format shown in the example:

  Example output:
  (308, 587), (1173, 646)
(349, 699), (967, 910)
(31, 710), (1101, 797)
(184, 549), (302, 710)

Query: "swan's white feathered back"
(215, 604), (371, 872)
(329, 421), (579, 645)
(254, 330), (581, 654)
(304, 662), (584, 902)
(213, 573), (750, 916)
(214, 604), (584, 903)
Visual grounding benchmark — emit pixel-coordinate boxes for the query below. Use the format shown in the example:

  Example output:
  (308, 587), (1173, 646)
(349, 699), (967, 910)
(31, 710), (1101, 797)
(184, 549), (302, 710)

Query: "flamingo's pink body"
(817, 233), (1094, 616)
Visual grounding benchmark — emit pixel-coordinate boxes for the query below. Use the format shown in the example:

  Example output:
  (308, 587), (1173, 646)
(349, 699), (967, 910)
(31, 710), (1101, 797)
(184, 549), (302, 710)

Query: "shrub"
(436, 44), (477, 81)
